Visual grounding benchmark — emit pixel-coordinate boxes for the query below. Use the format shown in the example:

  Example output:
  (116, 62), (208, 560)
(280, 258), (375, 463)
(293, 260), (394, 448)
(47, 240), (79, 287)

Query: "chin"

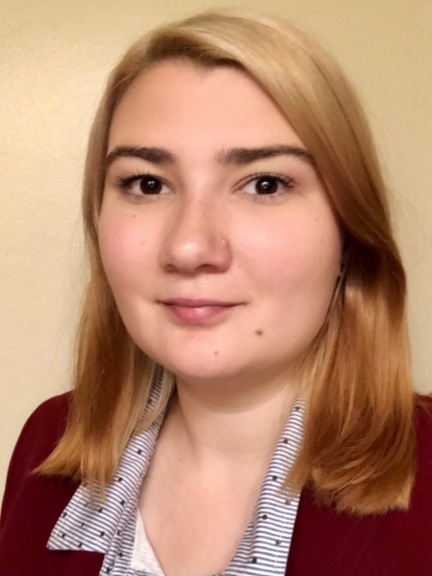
(144, 346), (247, 384)
(161, 356), (237, 382)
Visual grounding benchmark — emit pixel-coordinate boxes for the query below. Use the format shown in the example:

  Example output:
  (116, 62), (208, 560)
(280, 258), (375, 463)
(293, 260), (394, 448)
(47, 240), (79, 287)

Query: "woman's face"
(99, 59), (343, 388)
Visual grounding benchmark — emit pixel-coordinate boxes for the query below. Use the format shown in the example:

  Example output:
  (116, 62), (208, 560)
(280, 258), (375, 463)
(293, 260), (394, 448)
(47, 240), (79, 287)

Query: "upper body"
(1, 390), (432, 576)
(1, 9), (429, 576)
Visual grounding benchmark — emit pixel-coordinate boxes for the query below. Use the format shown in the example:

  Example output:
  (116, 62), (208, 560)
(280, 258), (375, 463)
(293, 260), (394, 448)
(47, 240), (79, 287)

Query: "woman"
(1, 8), (431, 576)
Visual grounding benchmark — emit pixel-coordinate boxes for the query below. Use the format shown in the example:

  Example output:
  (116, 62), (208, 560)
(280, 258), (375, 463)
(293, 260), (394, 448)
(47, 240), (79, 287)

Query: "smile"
(160, 298), (242, 325)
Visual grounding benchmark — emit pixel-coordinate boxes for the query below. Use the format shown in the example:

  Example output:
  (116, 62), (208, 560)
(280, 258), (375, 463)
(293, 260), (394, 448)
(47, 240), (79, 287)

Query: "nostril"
(159, 225), (232, 274)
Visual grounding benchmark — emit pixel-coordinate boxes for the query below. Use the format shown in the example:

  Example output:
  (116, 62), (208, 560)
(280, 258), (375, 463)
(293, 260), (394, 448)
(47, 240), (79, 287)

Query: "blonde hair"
(39, 8), (416, 514)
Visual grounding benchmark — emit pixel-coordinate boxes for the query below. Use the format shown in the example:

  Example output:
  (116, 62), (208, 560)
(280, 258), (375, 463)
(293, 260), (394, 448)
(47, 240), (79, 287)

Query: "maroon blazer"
(1, 393), (432, 576)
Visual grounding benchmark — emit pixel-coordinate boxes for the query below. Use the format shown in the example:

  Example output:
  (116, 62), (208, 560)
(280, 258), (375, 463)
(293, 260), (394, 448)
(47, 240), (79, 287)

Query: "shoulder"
(413, 393), (432, 493)
(288, 395), (432, 576)
(415, 392), (432, 427)
(1, 392), (72, 525)
(414, 393), (432, 453)
(12, 392), (72, 470)
(0, 393), (85, 573)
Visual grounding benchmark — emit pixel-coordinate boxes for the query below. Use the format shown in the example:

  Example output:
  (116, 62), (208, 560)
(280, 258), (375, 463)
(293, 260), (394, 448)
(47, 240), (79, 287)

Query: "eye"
(114, 173), (169, 196)
(242, 172), (295, 196)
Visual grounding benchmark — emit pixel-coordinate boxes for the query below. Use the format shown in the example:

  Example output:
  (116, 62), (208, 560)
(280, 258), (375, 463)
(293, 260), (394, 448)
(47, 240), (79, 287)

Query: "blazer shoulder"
(415, 393), (432, 443)
(15, 392), (72, 466)
(409, 393), (432, 510)
(1, 392), (72, 527)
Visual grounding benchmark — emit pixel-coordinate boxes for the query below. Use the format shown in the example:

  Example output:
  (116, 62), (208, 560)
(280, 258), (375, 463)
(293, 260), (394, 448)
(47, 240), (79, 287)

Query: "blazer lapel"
(286, 488), (386, 576)
(60, 551), (104, 576)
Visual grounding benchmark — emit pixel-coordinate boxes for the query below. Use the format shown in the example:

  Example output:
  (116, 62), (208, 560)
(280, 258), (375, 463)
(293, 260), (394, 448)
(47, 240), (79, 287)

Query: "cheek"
(245, 216), (340, 282)
(98, 209), (154, 291)
(242, 213), (342, 323)
(288, 226), (341, 286)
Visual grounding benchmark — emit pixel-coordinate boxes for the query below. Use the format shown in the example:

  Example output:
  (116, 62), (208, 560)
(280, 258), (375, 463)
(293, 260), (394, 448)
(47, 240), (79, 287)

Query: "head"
(97, 57), (343, 396)
(42, 9), (414, 514)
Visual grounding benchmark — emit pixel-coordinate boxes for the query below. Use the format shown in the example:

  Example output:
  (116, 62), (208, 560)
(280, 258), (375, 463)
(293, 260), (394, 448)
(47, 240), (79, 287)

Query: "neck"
(165, 371), (299, 469)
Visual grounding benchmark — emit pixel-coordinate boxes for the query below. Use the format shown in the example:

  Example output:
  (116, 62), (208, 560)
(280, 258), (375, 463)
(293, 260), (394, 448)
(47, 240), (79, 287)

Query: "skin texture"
(100, 60), (342, 396)
(98, 59), (343, 576)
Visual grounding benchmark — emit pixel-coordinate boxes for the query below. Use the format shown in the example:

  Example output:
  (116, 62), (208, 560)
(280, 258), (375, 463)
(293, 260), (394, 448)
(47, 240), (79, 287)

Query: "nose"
(158, 196), (232, 275)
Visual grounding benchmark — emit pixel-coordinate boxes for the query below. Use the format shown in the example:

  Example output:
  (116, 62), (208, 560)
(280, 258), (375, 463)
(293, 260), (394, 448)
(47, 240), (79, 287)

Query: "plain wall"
(1, 0), (431, 498)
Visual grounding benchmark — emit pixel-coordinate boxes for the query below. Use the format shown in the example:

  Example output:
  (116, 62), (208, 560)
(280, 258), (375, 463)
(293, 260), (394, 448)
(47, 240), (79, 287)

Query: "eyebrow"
(105, 144), (315, 170)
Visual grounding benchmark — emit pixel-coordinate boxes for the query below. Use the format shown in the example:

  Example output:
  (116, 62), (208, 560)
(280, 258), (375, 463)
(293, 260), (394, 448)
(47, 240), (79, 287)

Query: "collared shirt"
(48, 376), (304, 576)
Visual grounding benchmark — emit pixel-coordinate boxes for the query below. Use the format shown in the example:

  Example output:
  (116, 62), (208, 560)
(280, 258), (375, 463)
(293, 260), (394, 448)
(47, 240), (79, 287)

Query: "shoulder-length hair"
(39, 8), (416, 514)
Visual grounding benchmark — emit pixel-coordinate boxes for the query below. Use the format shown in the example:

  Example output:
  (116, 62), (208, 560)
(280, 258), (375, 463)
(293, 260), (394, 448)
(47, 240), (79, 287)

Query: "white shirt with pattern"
(48, 375), (304, 576)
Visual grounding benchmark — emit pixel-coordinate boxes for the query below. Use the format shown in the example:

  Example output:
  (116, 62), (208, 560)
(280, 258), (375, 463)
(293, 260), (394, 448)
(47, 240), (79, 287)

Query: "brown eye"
(139, 176), (163, 194)
(243, 173), (294, 196)
(255, 176), (279, 195)
(114, 173), (169, 197)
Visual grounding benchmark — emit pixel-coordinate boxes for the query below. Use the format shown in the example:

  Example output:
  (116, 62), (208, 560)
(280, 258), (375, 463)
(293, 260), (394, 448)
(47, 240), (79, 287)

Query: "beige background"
(1, 0), (431, 498)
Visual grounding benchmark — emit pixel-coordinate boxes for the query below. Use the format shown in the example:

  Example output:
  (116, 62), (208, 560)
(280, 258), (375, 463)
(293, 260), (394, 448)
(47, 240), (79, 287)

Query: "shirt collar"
(48, 377), (304, 576)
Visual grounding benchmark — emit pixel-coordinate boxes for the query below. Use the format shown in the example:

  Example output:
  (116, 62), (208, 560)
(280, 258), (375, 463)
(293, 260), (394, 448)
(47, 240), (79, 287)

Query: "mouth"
(159, 298), (242, 324)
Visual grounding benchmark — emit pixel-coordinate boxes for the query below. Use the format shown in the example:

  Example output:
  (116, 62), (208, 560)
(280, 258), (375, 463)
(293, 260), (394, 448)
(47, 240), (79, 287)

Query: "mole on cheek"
(255, 329), (263, 336)
(214, 350), (219, 356)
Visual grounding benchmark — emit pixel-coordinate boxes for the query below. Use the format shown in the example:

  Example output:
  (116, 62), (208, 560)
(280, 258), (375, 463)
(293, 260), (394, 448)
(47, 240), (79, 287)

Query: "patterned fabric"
(48, 375), (304, 576)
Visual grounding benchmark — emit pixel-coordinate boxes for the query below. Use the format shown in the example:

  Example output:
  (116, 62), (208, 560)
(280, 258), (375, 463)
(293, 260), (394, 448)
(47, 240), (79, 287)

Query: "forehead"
(108, 59), (305, 152)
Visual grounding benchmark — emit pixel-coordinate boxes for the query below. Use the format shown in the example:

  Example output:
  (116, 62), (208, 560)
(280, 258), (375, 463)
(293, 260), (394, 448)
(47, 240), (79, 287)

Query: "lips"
(160, 297), (241, 324)
(162, 298), (239, 307)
